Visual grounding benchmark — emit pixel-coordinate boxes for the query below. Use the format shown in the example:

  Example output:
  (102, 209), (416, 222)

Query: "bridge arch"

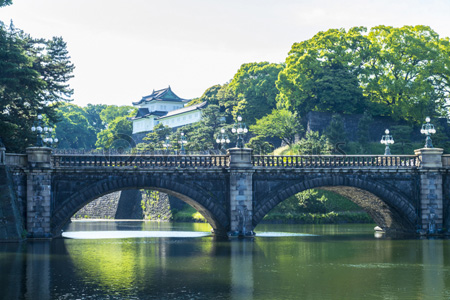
(253, 175), (417, 233)
(51, 173), (229, 237)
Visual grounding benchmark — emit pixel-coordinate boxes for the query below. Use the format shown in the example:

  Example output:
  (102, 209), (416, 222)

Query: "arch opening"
(52, 176), (229, 237)
(253, 176), (417, 234)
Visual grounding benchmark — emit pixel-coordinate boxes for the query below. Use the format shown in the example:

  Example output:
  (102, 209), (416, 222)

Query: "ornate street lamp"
(42, 127), (56, 147)
(32, 114), (57, 148)
(380, 129), (394, 155)
(179, 132), (187, 153)
(216, 128), (230, 150)
(231, 116), (248, 148)
(420, 117), (436, 148)
(31, 114), (44, 146)
(162, 136), (171, 151)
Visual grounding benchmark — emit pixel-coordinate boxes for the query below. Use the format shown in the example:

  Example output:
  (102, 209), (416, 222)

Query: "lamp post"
(380, 129), (394, 155)
(162, 136), (171, 151)
(231, 116), (248, 148)
(31, 114), (57, 148)
(420, 117), (436, 148)
(216, 128), (230, 150)
(42, 127), (57, 147)
(179, 132), (187, 153)
(31, 114), (44, 147)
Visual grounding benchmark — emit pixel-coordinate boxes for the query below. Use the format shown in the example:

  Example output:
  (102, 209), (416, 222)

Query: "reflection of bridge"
(2, 146), (450, 238)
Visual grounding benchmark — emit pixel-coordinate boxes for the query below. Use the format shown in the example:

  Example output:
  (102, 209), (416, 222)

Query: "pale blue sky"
(1, 0), (449, 107)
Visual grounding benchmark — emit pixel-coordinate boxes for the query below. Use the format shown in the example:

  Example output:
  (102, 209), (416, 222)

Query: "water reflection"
(231, 239), (254, 300)
(1, 223), (450, 299)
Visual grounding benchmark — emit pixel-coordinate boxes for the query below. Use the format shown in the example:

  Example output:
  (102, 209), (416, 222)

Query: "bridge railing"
(252, 155), (420, 168)
(51, 154), (229, 168)
(443, 155), (450, 167)
(5, 153), (27, 167)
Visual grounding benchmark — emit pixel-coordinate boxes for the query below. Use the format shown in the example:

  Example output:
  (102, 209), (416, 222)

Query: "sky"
(1, 0), (450, 107)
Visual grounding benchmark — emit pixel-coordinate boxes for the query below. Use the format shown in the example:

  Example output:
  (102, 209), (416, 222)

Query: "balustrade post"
(228, 148), (255, 237)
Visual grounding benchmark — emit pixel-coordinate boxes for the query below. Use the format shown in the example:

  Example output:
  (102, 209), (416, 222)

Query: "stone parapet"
(414, 148), (444, 169)
(26, 147), (52, 169)
(442, 155), (450, 167)
(228, 148), (253, 169)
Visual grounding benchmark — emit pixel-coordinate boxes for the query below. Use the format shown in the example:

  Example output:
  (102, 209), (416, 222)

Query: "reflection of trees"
(253, 236), (450, 299)
(0, 243), (26, 299)
(64, 236), (231, 298)
(3, 231), (449, 299)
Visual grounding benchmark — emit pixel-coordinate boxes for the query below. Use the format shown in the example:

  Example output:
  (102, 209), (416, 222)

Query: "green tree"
(99, 105), (135, 126)
(277, 25), (450, 124)
(55, 104), (96, 149)
(363, 25), (450, 123)
(185, 84), (223, 107)
(0, 0), (12, 7)
(95, 106), (136, 150)
(0, 23), (74, 152)
(84, 104), (107, 134)
(229, 62), (284, 125)
(141, 123), (172, 150)
(357, 111), (374, 152)
(325, 114), (348, 153)
(250, 109), (303, 146)
(184, 104), (225, 151)
(277, 27), (368, 116)
(390, 125), (413, 154)
(246, 136), (274, 154)
(293, 131), (332, 155)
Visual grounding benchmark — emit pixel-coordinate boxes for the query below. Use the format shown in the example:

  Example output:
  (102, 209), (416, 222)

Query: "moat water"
(1, 221), (449, 299)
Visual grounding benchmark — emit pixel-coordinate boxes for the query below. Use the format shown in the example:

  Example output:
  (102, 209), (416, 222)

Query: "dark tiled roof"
(132, 86), (188, 105)
(131, 109), (168, 120)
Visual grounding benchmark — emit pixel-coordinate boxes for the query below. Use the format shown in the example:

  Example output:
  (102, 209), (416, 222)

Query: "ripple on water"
(255, 232), (318, 237)
(62, 231), (211, 239)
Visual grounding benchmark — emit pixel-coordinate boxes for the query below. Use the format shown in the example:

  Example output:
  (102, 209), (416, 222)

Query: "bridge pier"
(26, 147), (53, 239)
(228, 148), (255, 237)
(415, 148), (444, 234)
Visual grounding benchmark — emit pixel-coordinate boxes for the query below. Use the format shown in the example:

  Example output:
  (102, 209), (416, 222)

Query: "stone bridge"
(2, 146), (450, 238)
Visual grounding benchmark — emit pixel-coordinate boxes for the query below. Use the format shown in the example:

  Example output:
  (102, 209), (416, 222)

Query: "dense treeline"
(1, 7), (450, 155)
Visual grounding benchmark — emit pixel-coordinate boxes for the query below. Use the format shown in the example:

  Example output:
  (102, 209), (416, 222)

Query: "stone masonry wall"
(73, 189), (186, 220)
(73, 191), (121, 219)
(0, 166), (24, 240)
(442, 174), (450, 230)
(306, 111), (450, 142)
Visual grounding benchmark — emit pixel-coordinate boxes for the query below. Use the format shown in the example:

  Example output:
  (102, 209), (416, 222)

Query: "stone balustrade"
(51, 154), (229, 168)
(442, 154), (450, 167)
(252, 155), (420, 168)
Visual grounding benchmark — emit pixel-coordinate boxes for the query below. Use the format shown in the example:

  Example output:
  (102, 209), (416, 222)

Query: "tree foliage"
(138, 123), (172, 151)
(184, 104), (226, 151)
(292, 131), (332, 155)
(55, 104), (96, 149)
(325, 114), (348, 153)
(95, 106), (136, 150)
(0, 22), (74, 152)
(0, 0), (12, 7)
(277, 25), (450, 124)
(250, 109), (302, 146)
(229, 62), (283, 125)
(277, 27), (369, 116)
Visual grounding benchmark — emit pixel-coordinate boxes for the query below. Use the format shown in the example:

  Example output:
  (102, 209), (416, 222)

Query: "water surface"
(1, 221), (449, 299)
